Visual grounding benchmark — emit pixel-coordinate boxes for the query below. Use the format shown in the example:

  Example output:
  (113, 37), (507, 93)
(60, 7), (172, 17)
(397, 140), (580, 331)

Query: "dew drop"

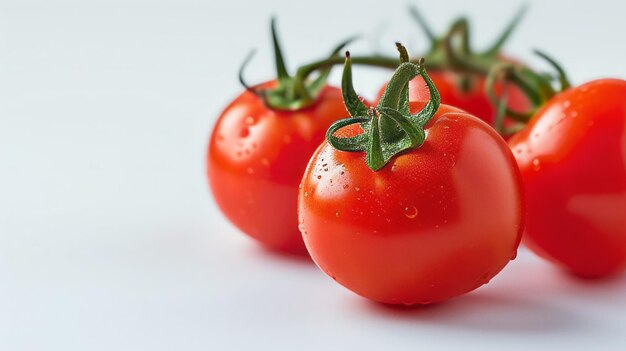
(404, 206), (418, 219)
(239, 128), (250, 137)
(335, 211), (340, 217)
(355, 187), (360, 192)
(532, 158), (541, 171)
(244, 116), (256, 125)
(316, 175), (322, 180)
(303, 191), (309, 197)
(260, 158), (270, 166)
(342, 184), (349, 189)
(246, 167), (254, 174)
(563, 100), (571, 108)
(570, 111), (578, 118)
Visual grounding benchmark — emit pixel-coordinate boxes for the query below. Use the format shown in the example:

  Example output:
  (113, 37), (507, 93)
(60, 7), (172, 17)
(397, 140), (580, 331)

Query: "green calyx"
(326, 44), (440, 171)
(485, 49), (572, 126)
(410, 4), (528, 77)
(238, 18), (356, 111)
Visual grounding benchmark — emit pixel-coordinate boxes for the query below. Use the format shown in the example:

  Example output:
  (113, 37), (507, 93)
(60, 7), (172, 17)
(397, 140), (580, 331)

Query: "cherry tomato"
(208, 81), (347, 254)
(377, 71), (530, 128)
(299, 101), (524, 304)
(509, 79), (626, 278)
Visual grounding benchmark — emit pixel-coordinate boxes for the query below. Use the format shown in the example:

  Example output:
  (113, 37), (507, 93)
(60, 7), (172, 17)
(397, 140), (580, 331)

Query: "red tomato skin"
(377, 71), (529, 128)
(208, 82), (348, 254)
(509, 79), (626, 278)
(298, 103), (524, 304)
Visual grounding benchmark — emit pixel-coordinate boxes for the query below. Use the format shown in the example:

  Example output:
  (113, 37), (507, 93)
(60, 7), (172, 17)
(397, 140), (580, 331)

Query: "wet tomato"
(510, 79), (626, 278)
(208, 82), (347, 254)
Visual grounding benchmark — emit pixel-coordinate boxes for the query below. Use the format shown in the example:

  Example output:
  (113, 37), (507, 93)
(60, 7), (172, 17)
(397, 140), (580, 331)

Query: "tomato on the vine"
(509, 79), (626, 278)
(376, 6), (530, 135)
(298, 48), (524, 304)
(207, 20), (351, 254)
(377, 71), (529, 128)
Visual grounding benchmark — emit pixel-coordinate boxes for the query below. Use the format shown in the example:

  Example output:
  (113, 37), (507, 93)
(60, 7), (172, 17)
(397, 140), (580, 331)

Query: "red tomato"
(298, 102), (524, 304)
(208, 81), (347, 254)
(509, 79), (626, 278)
(377, 71), (530, 128)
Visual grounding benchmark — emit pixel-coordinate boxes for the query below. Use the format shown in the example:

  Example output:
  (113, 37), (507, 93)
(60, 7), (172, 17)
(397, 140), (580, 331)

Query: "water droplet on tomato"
(342, 184), (349, 189)
(355, 187), (360, 192)
(316, 175), (322, 180)
(303, 191), (309, 197)
(245, 116), (256, 125)
(404, 206), (418, 219)
(532, 158), (541, 171)
(335, 211), (340, 217)
(260, 158), (270, 166)
(239, 128), (250, 137)
(246, 167), (254, 174)
(563, 100), (571, 108)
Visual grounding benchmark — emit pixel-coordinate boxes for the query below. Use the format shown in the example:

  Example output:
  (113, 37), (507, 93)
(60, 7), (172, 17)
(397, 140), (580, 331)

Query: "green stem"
(326, 44), (441, 171)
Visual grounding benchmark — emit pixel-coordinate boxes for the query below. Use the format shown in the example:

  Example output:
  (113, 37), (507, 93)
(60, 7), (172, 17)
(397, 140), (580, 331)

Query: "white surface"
(1, 0), (626, 350)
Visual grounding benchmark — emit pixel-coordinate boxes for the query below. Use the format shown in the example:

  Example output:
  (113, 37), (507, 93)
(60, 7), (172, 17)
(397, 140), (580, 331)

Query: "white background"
(2, 0), (626, 350)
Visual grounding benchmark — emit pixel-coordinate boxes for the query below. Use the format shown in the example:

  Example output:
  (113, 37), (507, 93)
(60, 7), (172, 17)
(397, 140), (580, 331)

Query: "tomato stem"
(326, 44), (440, 171)
(485, 50), (572, 124)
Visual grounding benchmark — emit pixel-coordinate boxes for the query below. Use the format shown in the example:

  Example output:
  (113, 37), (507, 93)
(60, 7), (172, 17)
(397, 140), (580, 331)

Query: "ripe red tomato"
(208, 81), (347, 254)
(509, 79), (626, 278)
(377, 71), (530, 128)
(299, 101), (524, 304)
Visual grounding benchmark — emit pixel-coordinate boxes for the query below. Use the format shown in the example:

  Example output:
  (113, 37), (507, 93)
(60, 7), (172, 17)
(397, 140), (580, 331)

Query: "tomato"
(509, 79), (626, 278)
(208, 81), (347, 254)
(377, 71), (530, 128)
(299, 100), (524, 304)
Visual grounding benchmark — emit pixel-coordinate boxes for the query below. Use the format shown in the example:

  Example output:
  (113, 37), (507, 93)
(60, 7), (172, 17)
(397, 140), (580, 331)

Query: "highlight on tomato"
(298, 44), (524, 305)
(207, 19), (354, 254)
(491, 53), (626, 279)
(376, 6), (531, 137)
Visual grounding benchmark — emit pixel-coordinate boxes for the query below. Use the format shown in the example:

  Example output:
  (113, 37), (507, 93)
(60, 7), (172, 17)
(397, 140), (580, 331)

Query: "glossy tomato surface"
(299, 102), (524, 304)
(208, 82), (347, 254)
(377, 71), (529, 128)
(509, 79), (626, 278)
